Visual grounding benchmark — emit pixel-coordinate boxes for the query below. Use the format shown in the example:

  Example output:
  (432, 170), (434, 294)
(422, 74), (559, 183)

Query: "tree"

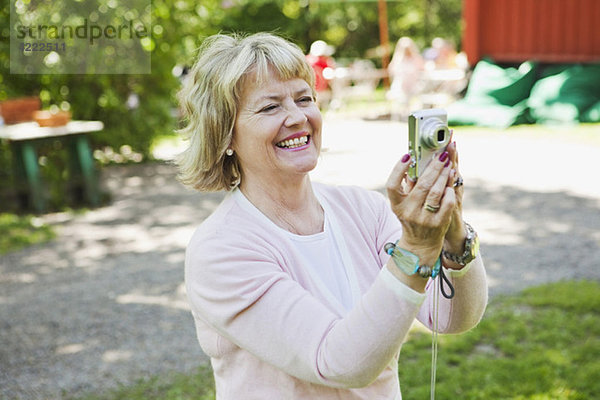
(1, 0), (464, 153)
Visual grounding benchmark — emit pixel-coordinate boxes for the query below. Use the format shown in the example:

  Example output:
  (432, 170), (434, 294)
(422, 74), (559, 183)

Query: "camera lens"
(437, 129), (445, 142)
(420, 118), (450, 149)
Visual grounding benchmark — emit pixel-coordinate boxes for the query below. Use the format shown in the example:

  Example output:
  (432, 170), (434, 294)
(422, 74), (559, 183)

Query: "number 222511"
(20, 42), (66, 52)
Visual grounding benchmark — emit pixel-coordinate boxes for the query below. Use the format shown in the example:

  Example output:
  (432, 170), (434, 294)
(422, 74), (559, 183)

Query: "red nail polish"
(439, 151), (449, 162)
(444, 159), (450, 168)
(401, 153), (411, 163)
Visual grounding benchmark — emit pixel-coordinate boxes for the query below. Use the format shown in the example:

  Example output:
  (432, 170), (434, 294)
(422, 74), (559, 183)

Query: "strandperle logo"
(15, 18), (149, 45)
(10, 0), (151, 74)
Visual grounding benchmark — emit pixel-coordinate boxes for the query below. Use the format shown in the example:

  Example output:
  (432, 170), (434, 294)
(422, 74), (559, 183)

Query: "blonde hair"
(176, 32), (316, 192)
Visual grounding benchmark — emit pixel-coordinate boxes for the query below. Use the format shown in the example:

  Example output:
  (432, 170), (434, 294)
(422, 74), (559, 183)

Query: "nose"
(284, 102), (308, 127)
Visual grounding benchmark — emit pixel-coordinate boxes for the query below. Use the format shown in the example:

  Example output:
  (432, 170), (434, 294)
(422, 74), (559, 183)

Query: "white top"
(234, 188), (355, 311)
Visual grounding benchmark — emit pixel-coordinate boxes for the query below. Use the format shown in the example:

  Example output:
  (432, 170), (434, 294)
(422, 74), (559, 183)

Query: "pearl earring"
(226, 148), (234, 156)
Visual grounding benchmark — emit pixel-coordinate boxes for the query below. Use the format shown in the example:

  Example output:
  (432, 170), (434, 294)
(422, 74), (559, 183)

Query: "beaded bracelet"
(384, 241), (441, 278)
(384, 241), (455, 299)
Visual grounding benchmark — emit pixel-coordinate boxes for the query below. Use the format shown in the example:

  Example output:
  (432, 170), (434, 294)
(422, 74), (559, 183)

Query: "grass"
(72, 280), (600, 400)
(0, 213), (55, 254)
(68, 365), (216, 400)
(400, 280), (600, 399)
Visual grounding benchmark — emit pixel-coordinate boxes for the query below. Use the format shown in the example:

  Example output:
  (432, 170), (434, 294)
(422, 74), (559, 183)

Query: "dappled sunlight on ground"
(0, 162), (221, 399)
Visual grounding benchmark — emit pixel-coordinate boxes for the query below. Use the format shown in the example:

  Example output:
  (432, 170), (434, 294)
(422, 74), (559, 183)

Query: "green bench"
(0, 120), (103, 213)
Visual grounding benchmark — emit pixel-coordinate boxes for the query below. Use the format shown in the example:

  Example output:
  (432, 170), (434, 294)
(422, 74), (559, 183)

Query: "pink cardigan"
(185, 183), (488, 399)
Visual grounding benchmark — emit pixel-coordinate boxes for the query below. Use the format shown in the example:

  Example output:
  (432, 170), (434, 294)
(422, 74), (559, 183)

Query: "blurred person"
(387, 37), (425, 117)
(177, 32), (487, 400)
(306, 39), (336, 108)
(422, 38), (470, 105)
(424, 37), (459, 70)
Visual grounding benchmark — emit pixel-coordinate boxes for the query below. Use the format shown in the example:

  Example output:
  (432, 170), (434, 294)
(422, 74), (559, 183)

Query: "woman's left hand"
(443, 140), (468, 268)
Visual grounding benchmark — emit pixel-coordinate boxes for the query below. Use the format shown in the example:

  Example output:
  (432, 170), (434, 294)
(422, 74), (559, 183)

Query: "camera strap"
(430, 267), (455, 399)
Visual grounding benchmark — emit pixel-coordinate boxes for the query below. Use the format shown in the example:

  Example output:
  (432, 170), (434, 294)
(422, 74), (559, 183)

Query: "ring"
(453, 176), (464, 188)
(424, 203), (441, 213)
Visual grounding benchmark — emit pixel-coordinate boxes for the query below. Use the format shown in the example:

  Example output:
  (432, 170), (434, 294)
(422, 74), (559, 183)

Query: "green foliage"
(0, 213), (55, 254)
(1, 0), (464, 211)
(0, 0), (178, 156)
(306, 0), (464, 60)
(1, 0), (465, 150)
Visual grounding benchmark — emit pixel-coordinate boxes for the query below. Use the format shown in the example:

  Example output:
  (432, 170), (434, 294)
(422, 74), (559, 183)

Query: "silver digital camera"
(408, 108), (451, 180)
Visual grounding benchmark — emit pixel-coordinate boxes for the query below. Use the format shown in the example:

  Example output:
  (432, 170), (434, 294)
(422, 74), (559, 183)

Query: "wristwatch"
(442, 222), (480, 267)
(385, 242), (442, 278)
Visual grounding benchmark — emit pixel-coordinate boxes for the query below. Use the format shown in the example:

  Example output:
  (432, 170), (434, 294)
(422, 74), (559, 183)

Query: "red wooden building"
(462, 0), (600, 65)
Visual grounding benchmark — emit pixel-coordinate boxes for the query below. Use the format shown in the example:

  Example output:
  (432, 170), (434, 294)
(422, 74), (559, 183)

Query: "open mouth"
(276, 135), (310, 149)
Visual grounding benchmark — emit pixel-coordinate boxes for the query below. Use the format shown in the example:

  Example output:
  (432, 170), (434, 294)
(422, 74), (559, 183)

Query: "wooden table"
(0, 120), (104, 213)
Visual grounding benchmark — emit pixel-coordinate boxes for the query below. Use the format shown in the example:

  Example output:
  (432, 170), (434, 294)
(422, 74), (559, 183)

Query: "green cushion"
(465, 59), (537, 106)
(527, 64), (600, 123)
(581, 100), (600, 123)
(447, 60), (600, 127)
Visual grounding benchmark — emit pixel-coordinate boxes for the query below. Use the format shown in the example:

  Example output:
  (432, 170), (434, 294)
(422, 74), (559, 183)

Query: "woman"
(387, 37), (425, 119)
(178, 32), (487, 399)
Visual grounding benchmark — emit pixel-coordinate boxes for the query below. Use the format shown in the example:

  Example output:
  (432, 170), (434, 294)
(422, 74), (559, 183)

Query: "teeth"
(277, 135), (309, 149)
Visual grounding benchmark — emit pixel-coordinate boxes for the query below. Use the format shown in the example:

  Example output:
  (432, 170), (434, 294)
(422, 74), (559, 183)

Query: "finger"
(448, 141), (464, 197)
(446, 168), (456, 188)
(453, 174), (464, 206)
(386, 153), (412, 202)
(424, 162), (452, 209)
(406, 176), (416, 192)
(438, 186), (457, 224)
(411, 151), (449, 202)
(386, 153), (412, 188)
(448, 141), (457, 165)
(447, 140), (462, 184)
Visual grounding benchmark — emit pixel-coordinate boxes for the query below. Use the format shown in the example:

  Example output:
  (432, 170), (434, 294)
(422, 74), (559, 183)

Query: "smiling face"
(232, 71), (322, 191)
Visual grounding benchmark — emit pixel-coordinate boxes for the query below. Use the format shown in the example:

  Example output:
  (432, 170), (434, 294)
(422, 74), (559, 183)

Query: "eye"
(297, 96), (314, 104)
(259, 104), (279, 113)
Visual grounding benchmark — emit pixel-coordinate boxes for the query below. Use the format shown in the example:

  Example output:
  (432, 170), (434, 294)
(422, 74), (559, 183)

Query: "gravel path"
(1, 117), (599, 399)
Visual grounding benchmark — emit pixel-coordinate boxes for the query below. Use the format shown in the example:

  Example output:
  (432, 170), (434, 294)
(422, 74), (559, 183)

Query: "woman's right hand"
(385, 151), (456, 266)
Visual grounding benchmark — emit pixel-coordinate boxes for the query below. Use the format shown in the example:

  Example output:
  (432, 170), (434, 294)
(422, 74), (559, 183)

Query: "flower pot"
(0, 97), (41, 124)
(33, 110), (72, 127)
